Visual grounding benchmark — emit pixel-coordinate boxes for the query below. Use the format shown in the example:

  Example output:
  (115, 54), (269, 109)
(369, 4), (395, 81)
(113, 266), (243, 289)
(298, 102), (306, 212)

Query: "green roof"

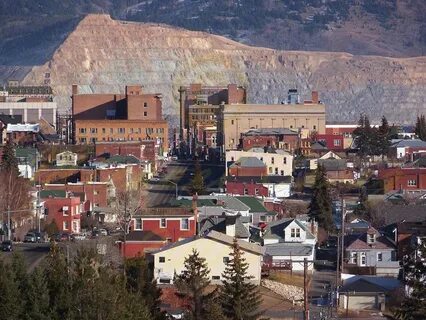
(40, 190), (66, 199)
(235, 196), (267, 213)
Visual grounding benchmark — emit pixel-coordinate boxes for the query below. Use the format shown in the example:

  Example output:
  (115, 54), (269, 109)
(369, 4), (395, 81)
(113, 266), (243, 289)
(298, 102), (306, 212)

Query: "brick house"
(226, 180), (269, 197)
(122, 231), (167, 258)
(379, 167), (426, 193)
(228, 157), (267, 177)
(95, 140), (158, 162)
(315, 134), (345, 151)
(131, 208), (196, 242)
(239, 128), (299, 153)
(225, 175), (292, 198)
(42, 196), (82, 234)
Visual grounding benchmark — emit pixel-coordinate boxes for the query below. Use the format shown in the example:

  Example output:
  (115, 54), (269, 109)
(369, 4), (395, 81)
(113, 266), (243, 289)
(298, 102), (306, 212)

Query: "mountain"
(22, 14), (426, 124)
(0, 0), (425, 66)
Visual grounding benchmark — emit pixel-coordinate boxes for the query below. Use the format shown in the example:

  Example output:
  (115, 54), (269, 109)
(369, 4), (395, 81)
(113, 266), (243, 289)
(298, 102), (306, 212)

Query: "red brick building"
(315, 134), (345, 151)
(228, 157), (267, 177)
(226, 181), (268, 197)
(43, 182), (108, 208)
(42, 196), (81, 234)
(72, 85), (168, 149)
(379, 167), (426, 193)
(95, 140), (158, 162)
(239, 128), (299, 153)
(122, 231), (167, 258)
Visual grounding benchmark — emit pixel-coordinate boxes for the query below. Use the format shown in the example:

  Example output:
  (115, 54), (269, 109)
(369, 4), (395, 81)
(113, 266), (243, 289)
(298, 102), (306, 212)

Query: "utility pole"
(340, 199), (346, 282)
(304, 257), (309, 320)
(7, 205), (11, 240)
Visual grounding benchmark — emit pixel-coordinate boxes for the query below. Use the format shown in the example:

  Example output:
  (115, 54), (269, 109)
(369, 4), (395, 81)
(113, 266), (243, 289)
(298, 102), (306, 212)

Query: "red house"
(43, 196), (82, 234)
(316, 134), (345, 151)
(122, 207), (196, 257)
(226, 181), (268, 197)
(379, 167), (426, 193)
(228, 157), (267, 177)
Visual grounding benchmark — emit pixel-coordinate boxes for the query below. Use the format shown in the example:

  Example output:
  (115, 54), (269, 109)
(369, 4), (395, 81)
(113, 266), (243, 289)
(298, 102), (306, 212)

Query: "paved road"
(0, 243), (50, 270)
(147, 160), (225, 207)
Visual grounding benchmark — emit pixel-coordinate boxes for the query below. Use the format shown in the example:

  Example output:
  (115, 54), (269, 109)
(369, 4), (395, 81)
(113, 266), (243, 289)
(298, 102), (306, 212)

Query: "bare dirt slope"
(22, 15), (426, 124)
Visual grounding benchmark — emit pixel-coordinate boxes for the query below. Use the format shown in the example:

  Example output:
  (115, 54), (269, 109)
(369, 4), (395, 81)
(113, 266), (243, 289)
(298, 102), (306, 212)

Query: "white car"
(150, 177), (160, 182)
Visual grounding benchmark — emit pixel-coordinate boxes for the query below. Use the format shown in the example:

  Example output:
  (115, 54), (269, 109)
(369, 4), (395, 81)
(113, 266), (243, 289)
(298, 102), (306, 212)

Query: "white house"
(309, 150), (342, 170)
(262, 218), (317, 271)
(56, 150), (78, 166)
(152, 231), (263, 285)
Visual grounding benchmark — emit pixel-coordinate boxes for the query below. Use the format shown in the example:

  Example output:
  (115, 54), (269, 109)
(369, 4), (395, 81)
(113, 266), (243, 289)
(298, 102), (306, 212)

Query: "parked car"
(150, 177), (160, 182)
(171, 156), (178, 161)
(24, 232), (37, 243)
(1, 240), (12, 252)
(54, 232), (71, 242)
(72, 233), (87, 241)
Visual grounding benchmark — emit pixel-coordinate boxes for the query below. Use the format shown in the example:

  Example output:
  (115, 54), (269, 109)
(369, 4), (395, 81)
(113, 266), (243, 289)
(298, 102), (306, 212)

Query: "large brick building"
(379, 167), (426, 193)
(239, 128), (299, 153)
(218, 91), (326, 151)
(72, 85), (168, 150)
(42, 196), (82, 234)
(95, 141), (158, 162)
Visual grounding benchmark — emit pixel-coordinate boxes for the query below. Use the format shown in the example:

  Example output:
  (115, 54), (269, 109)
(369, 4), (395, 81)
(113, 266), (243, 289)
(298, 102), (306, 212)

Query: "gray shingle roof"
(263, 218), (315, 241)
(242, 128), (298, 136)
(229, 157), (266, 168)
(264, 243), (314, 256)
(391, 139), (426, 148)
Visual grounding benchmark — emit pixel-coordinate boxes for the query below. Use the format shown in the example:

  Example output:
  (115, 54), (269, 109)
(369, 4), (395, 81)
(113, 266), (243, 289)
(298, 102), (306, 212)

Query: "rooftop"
(229, 157), (266, 168)
(126, 231), (164, 242)
(242, 128), (299, 136)
(235, 196), (268, 213)
(225, 175), (292, 184)
(264, 243), (314, 257)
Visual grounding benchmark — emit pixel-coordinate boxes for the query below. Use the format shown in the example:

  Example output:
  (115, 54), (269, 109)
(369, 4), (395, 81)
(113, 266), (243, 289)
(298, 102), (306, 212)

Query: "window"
(333, 139), (341, 147)
(275, 168), (278, 174)
(223, 257), (230, 264)
(144, 111), (147, 117)
(160, 218), (167, 228)
(144, 102), (148, 108)
(408, 179), (417, 186)
(63, 221), (69, 230)
(110, 128), (113, 134)
(269, 167), (272, 174)
(181, 218), (189, 230)
(79, 128), (86, 134)
(102, 128), (106, 134)
(368, 233), (376, 243)
(79, 138), (87, 143)
(350, 252), (357, 264)
(290, 228), (300, 238)
(244, 188), (248, 195)
(159, 257), (165, 263)
(377, 252), (383, 262)
(118, 128), (125, 134)
(271, 157), (275, 164)
(255, 188), (259, 196)
(135, 218), (142, 230)
(231, 120), (234, 125)
(90, 128), (97, 134)
(72, 221), (79, 233)
(313, 125), (317, 130)
(281, 170), (284, 176)
(212, 276), (220, 280)
(360, 252), (366, 266)
(129, 128), (134, 134)
(284, 157), (287, 164)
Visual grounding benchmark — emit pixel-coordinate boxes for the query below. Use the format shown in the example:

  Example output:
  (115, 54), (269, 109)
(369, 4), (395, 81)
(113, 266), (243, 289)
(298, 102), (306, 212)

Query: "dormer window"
(290, 228), (300, 238)
(368, 233), (376, 244)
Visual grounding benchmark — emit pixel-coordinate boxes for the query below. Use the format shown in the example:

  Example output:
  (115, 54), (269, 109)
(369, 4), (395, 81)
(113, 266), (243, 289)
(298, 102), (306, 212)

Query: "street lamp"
(165, 180), (178, 199)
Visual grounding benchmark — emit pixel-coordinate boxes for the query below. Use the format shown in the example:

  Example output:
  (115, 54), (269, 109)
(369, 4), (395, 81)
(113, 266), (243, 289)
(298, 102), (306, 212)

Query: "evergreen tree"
(125, 257), (166, 320)
(393, 242), (426, 319)
(191, 160), (205, 195)
(0, 259), (21, 320)
(22, 268), (51, 320)
(377, 116), (391, 158)
(415, 115), (426, 141)
(220, 238), (263, 320)
(175, 249), (222, 320)
(0, 141), (19, 175)
(354, 186), (369, 217)
(308, 164), (334, 232)
(353, 114), (372, 158)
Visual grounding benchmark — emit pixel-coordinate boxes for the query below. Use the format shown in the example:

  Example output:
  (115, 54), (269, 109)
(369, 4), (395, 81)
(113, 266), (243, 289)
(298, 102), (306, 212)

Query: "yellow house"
(152, 230), (263, 285)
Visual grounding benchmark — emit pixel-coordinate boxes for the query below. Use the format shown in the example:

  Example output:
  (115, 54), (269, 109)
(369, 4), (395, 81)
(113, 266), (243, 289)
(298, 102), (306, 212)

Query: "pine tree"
(393, 242), (426, 319)
(0, 259), (21, 320)
(191, 160), (205, 195)
(415, 115), (426, 141)
(220, 238), (263, 320)
(377, 116), (391, 158)
(175, 249), (222, 320)
(0, 141), (19, 175)
(308, 164), (334, 232)
(354, 186), (369, 217)
(125, 257), (166, 320)
(22, 267), (51, 320)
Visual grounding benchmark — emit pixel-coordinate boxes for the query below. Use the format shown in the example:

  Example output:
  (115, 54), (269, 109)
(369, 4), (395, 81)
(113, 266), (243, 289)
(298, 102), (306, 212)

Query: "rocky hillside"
(0, 0), (425, 66)
(22, 15), (426, 124)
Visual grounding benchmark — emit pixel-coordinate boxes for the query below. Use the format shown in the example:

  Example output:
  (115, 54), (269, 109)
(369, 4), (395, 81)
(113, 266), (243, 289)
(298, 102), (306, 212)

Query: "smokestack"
(311, 91), (319, 104)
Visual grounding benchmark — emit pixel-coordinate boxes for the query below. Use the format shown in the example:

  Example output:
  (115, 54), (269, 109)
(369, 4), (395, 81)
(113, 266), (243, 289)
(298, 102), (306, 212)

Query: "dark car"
(54, 232), (71, 242)
(1, 240), (13, 252)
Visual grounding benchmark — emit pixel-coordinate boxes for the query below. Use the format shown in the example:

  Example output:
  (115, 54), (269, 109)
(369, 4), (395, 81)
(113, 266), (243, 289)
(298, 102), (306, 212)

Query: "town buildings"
(42, 196), (82, 234)
(379, 166), (426, 193)
(72, 85), (168, 150)
(239, 128), (299, 153)
(217, 91), (325, 151)
(56, 150), (78, 166)
(152, 231), (262, 285)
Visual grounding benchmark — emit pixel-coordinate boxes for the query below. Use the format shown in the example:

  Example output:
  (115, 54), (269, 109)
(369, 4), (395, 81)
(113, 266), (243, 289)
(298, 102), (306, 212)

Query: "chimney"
(311, 91), (319, 104)
(72, 84), (78, 95)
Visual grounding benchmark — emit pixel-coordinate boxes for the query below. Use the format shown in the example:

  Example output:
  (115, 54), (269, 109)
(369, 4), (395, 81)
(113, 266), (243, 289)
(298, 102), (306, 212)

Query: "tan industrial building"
(217, 94), (326, 150)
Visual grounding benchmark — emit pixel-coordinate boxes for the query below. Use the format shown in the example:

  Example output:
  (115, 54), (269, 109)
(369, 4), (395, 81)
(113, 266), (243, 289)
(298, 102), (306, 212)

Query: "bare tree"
(112, 189), (143, 261)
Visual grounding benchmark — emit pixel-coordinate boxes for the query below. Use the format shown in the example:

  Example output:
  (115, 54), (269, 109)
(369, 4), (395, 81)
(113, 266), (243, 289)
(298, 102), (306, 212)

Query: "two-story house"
(122, 207), (196, 257)
(43, 196), (82, 234)
(344, 227), (399, 277)
(262, 218), (317, 271)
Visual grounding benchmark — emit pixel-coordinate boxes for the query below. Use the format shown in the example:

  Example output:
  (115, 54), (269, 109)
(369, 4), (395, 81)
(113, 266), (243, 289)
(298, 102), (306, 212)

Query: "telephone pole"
(304, 257), (310, 320)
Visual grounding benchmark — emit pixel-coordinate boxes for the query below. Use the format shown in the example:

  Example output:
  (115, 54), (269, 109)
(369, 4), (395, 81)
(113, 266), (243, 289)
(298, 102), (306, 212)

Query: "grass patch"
(268, 271), (308, 288)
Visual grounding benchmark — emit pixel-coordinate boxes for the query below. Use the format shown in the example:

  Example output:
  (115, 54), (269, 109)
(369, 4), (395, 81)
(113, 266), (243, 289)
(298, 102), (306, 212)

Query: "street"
(147, 160), (225, 207)
(0, 242), (50, 270)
